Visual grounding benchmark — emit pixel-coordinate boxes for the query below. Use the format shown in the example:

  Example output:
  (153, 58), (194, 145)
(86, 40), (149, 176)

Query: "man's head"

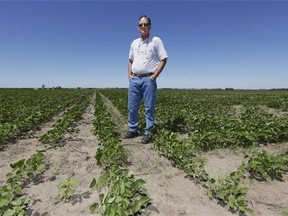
(138, 15), (151, 37)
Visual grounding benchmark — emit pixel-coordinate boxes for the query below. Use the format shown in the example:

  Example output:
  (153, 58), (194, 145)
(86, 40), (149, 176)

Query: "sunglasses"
(138, 23), (150, 27)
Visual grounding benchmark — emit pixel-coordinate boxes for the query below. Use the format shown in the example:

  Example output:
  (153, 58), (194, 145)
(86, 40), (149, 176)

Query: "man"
(123, 15), (168, 144)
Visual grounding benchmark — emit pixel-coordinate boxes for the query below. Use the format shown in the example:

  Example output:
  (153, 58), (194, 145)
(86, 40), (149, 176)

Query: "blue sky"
(0, 1), (287, 89)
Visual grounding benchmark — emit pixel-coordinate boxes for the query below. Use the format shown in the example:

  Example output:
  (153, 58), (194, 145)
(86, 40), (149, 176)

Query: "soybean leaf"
(89, 203), (99, 213)
(133, 196), (150, 213)
(89, 178), (96, 188)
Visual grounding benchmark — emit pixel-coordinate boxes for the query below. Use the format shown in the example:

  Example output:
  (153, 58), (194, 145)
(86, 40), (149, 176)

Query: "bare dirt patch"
(24, 100), (101, 216)
(122, 137), (235, 216)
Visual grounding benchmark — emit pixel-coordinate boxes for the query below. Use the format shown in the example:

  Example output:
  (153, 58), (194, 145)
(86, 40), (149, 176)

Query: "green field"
(1, 88), (288, 216)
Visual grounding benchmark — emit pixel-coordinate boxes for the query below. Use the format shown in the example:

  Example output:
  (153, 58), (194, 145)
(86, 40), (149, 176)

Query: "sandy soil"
(0, 96), (288, 216)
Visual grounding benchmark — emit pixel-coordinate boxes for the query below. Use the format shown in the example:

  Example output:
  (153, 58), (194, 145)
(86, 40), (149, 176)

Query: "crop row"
(0, 89), (93, 149)
(39, 94), (91, 145)
(153, 128), (288, 214)
(90, 92), (150, 215)
(0, 150), (46, 216)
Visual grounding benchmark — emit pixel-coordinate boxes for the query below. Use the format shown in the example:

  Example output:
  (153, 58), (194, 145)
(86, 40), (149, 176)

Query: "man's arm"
(151, 58), (167, 80)
(128, 59), (133, 79)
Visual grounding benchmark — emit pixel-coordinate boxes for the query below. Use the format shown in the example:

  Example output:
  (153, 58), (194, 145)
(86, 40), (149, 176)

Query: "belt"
(133, 72), (153, 77)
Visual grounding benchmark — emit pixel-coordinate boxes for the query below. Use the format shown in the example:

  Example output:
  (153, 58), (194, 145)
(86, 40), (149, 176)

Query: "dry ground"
(1, 96), (288, 216)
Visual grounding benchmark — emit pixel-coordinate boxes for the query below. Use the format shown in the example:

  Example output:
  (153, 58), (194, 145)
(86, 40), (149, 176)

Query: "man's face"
(138, 17), (151, 35)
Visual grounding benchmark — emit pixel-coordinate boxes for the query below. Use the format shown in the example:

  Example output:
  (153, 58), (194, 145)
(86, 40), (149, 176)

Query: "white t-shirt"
(128, 36), (168, 74)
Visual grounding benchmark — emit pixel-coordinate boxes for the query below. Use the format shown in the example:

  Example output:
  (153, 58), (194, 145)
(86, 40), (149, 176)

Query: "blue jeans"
(128, 76), (157, 135)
